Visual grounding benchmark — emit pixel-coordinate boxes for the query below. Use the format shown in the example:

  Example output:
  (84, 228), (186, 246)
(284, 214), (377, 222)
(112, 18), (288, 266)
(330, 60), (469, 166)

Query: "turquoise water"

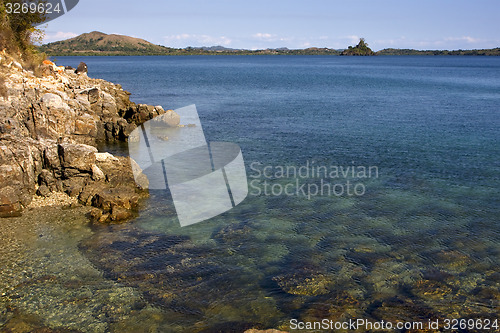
(6, 56), (500, 332)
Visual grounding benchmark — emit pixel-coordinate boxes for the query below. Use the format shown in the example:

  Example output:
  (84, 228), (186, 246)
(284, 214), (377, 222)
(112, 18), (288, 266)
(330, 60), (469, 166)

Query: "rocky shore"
(0, 53), (179, 221)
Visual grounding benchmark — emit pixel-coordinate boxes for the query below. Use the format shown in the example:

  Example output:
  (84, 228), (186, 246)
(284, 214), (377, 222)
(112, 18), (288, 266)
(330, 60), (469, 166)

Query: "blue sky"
(42, 0), (500, 50)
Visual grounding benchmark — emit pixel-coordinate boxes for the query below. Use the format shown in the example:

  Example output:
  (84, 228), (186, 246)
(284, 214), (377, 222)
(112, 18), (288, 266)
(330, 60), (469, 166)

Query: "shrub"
(0, 0), (46, 67)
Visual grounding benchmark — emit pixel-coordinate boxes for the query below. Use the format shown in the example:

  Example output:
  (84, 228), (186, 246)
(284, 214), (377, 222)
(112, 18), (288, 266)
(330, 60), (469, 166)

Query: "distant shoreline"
(46, 52), (500, 57)
(38, 31), (500, 57)
(42, 48), (500, 57)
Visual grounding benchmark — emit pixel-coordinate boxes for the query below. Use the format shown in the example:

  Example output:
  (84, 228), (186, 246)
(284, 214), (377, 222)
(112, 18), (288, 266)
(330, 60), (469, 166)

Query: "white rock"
(58, 75), (69, 85)
(41, 93), (64, 108)
(130, 158), (149, 189)
(12, 61), (22, 70)
(95, 152), (119, 162)
(91, 164), (105, 181)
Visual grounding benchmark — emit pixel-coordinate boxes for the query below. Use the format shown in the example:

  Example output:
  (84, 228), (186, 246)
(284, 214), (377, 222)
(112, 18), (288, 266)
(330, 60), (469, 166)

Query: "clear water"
(2, 56), (499, 332)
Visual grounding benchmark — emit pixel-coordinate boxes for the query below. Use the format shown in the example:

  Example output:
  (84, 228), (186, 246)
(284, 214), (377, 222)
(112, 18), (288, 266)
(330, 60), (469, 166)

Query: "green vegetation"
(38, 31), (179, 55)
(376, 47), (500, 56)
(38, 32), (342, 56)
(341, 38), (375, 56)
(0, 0), (46, 68)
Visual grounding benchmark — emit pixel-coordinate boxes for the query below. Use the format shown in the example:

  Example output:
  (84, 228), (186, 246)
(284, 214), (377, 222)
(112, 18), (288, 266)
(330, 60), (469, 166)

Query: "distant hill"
(38, 32), (500, 56)
(38, 31), (341, 56)
(376, 47), (500, 56)
(194, 45), (238, 52)
(38, 31), (178, 55)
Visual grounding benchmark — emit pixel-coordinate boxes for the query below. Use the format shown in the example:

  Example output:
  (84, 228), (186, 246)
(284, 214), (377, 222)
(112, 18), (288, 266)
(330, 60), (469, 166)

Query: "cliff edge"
(0, 52), (178, 220)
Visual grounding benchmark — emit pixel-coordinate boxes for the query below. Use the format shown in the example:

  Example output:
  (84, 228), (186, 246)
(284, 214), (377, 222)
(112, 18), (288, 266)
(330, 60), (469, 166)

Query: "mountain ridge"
(39, 32), (500, 56)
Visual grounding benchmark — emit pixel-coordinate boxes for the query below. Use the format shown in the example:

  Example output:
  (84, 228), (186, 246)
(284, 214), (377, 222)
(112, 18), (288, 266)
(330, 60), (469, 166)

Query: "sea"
(1, 55), (499, 332)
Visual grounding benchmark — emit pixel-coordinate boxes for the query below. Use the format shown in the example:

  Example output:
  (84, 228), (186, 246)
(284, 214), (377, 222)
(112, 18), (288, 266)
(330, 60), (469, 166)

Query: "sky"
(41, 0), (500, 51)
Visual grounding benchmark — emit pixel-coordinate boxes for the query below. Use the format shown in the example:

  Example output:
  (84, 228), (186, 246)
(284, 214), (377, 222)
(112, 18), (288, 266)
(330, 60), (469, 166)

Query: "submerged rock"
(80, 228), (227, 313)
(150, 109), (180, 127)
(80, 226), (284, 328)
(273, 271), (335, 296)
(272, 261), (335, 296)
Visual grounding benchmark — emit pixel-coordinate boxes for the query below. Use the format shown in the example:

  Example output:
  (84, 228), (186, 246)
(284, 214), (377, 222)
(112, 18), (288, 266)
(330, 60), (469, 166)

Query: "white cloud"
(250, 33), (294, 45)
(43, 31), (78, 43)
(444, 36), (479, 43)
(408, 36), (487, 49)
(163, 34), (232, 47)
(252, 33), (274, 40)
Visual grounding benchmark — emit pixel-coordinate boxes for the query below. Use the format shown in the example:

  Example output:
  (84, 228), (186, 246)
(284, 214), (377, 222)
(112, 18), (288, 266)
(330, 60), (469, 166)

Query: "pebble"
(28, 192), (79, 209)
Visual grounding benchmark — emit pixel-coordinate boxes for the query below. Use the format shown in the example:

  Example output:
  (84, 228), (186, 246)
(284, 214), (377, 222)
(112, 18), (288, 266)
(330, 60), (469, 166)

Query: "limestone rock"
(95, 152), (119, 162)
(91, 164), (105, 181)
(58, 143), (97, 172)
(40, 93), (66, 109)
(0, 55), (165, 218)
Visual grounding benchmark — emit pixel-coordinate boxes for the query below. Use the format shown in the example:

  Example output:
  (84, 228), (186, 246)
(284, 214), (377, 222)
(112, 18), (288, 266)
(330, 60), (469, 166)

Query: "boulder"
(150, 109), (180, 127)
(38, 169), (61, 192)
(36, 184), (51, 197)
(0, 185), (22, 217)
(91, 164), (105, 181)
(95, 152), (119, 162)
(75, 61), (88, 74)
(40, 93), (66, 109)
(92, 187), (139, 211)
(58, 143), (97, 172)
(88, 186), (141, 223)
(110, 206), (134, 221)
(62, 176), (89, 197)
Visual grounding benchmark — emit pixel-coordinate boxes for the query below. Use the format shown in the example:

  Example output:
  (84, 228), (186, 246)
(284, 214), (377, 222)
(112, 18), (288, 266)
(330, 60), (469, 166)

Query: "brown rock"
(110, 206), (134, 221)
(89, 207), (103, 222)
(43, 145), (61, 170)
(75, 61), (88, 75)
(74, 117), (97, 136)
(0, 52), (164, 218)
(62, 177), (89, 197)
(92, 187), (139, 211)
(91, 164), (105, 181)
(58, 143), (97, 172)
(36, 184), (51, 197)
(0, 185), (22, 217)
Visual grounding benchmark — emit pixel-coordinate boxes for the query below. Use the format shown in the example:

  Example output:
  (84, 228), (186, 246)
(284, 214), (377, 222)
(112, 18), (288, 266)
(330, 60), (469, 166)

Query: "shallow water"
(2, 56), (499, 332)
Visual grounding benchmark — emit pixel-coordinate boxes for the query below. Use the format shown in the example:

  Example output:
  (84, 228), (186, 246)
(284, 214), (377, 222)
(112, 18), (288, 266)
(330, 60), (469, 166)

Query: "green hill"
(38, 31), (342, 56)
(38, 31), (178, 55)
(376, 47), (500, 56)
(341, 38), (375, 56)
